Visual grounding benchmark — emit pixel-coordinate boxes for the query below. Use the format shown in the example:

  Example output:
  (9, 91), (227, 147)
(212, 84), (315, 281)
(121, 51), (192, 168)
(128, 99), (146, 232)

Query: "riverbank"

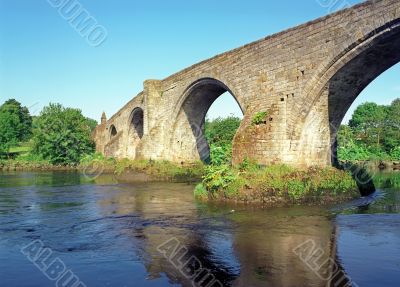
(1, 156), (363, 205)
(194, 163), (359, 205)
(339, 160), (400, 171)
(0, 159), (76, 171)
(79, 157), (361, 205)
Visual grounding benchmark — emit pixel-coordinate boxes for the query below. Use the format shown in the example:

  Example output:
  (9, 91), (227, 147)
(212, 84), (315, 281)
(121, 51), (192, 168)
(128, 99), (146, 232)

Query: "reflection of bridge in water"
(97, 182), (344, 287)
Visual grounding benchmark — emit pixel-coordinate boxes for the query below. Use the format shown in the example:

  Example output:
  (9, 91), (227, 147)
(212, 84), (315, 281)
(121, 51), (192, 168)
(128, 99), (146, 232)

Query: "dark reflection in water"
(0, 171), (399, 287)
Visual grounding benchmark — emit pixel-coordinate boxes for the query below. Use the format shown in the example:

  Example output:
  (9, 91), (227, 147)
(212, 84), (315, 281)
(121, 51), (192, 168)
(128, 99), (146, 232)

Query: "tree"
(0, 99), (32, 141)
(32, 103), (95, 165)
(349, 102), (387, 147)
(0, 110), (20, 156)
(205, 116), (241, 146)
(86, 117), (99, 131)
(383, 99), (400, 153)
(338, 99), (400, 161)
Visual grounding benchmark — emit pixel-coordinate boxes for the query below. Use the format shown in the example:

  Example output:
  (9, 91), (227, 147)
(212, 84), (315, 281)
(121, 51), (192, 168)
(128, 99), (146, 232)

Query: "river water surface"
(0, 171), (399, 287)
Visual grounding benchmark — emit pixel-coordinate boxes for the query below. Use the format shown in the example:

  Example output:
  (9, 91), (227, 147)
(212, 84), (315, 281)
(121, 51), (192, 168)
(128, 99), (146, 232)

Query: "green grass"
(196, 164), (359, 204)
(79, 153), (205, 182)
(9, 145), (31, 153)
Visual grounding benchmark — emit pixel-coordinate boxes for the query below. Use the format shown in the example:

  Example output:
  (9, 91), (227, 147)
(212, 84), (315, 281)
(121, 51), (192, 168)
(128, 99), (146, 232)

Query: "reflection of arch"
(294, 20), (400, 165)
(129, 107), (144, 139)
(110, 125), (117, 139)
(171, 78), (244, 162)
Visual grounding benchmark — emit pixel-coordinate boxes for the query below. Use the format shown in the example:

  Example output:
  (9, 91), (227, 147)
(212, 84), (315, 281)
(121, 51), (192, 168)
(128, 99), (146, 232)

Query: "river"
(0, 171), (399, 287)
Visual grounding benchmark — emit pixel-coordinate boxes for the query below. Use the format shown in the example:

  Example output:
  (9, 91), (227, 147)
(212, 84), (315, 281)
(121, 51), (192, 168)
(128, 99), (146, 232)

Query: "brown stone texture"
(93, 0), (400, 167)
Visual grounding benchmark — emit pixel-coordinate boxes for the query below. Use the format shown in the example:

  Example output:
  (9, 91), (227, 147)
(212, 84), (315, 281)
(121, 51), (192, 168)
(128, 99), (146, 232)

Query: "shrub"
(32, 103), (95, 165)
(209, 144), (232, 165)
(194, 183), (208, 200)
(202, 164), (237, 196)
(251, 111), (268, 125)
(390, 147), (400, 160)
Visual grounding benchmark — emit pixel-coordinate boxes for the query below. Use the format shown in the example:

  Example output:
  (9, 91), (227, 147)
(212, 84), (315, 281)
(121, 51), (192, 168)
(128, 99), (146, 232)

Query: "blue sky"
(0, 0), (399, 123)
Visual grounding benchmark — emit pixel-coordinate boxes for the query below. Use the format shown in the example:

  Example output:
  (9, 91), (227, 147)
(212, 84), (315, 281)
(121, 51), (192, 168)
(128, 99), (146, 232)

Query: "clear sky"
(0, 0), (399, 123)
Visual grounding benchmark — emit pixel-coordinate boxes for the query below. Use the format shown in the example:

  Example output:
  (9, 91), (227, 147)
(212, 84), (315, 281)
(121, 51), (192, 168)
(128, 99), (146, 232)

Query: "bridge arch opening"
(126, 107), (144, 159)
(110, 125), (117, 139)
(129, 107), (144, 139)
(298, 23), (400, 166)
(171, 78), (244, 163)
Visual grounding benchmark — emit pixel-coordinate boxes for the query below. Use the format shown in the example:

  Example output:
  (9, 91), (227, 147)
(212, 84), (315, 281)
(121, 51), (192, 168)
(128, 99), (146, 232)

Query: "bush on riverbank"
(194, 162), (359, 204)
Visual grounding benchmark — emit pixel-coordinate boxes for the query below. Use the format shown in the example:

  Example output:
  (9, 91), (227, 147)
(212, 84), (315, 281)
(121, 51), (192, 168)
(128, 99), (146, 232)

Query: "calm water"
(0, 171), (399, 287)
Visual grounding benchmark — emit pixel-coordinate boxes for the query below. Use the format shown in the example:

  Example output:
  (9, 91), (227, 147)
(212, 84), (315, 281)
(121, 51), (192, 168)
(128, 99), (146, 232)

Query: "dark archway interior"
(110, 125), (117, 138)
(130, 108), (144, 139)
(181, 79), (242, 162)
(328, 25), (400, 162)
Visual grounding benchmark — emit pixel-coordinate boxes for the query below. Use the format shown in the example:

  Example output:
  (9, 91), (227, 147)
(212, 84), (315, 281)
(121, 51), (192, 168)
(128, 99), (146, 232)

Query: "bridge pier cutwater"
(93, 0), (400, 167)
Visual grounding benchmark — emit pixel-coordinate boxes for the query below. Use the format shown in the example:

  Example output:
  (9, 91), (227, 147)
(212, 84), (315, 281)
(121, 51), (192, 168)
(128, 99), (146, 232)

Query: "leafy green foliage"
(373, 172), (400, 188)
(338, 99), (400, 161)
(32, 103), (95, 165)
(204, 116), (241, 165)
(0, 99), (33, 156)
(204, 116), (241, 146)
(194, 183), (208, 200)
(391, 146), (400, 160)
(202, 164), (236, 196)
(209, 144), (232, 165)
(199, 163), (358, 202)
(0, 110), (19, 156)
(1, 99), (33, 141)
(251, 111), (268, 125)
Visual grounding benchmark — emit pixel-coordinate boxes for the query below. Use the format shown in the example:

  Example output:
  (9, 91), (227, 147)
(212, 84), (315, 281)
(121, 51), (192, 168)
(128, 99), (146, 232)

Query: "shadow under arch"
(109, 124), (117, 139)
(126, 107), (144, 159)
(128, 107), (144, 139)
(171, 78), (244, 163)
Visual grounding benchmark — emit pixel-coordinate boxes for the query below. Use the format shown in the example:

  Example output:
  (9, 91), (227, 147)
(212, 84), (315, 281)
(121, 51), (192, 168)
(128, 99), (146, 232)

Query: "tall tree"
(32, 103), (95, 165)
(205, 116), (241, 146)
(0, 99), (33, 141)
(383, 99), (400, 153)
(0, 109), (20, 156)
(349, 102), (387, 147)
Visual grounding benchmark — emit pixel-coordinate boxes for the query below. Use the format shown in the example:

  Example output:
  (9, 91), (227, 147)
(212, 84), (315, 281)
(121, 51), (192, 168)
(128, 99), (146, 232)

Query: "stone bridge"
(94, 0), (400, 167)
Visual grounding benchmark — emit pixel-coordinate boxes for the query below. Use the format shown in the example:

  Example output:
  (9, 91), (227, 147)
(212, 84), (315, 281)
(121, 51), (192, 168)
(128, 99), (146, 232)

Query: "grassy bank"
(0, 158), (73, 171)
(194, 162), (359, 205)
(79, 153), (204, 182)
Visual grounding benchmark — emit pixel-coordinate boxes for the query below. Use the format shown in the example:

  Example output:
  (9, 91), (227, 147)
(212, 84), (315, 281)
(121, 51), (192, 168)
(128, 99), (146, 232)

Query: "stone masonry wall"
(94, 0), (400, 167)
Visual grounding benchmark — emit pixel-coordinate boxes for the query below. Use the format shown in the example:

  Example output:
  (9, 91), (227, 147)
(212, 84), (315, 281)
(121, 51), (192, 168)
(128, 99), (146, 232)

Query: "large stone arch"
(292, 19), (400, 166)
(169, 78), (244, 163)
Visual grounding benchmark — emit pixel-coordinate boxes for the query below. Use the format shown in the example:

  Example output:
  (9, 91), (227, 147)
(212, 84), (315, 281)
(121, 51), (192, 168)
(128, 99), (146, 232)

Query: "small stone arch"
(110, 125), (117, 139)
(129, 107), (144, 139)
(126, 107), (145, 159)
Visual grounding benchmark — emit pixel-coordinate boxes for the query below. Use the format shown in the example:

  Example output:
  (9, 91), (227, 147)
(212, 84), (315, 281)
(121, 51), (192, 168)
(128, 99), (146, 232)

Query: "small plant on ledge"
(251, 111), (268, 125)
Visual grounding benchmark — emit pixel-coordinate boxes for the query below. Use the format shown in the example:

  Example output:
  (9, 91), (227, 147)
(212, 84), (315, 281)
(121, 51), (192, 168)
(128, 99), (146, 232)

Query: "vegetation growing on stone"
(251, 111), (268, 125)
